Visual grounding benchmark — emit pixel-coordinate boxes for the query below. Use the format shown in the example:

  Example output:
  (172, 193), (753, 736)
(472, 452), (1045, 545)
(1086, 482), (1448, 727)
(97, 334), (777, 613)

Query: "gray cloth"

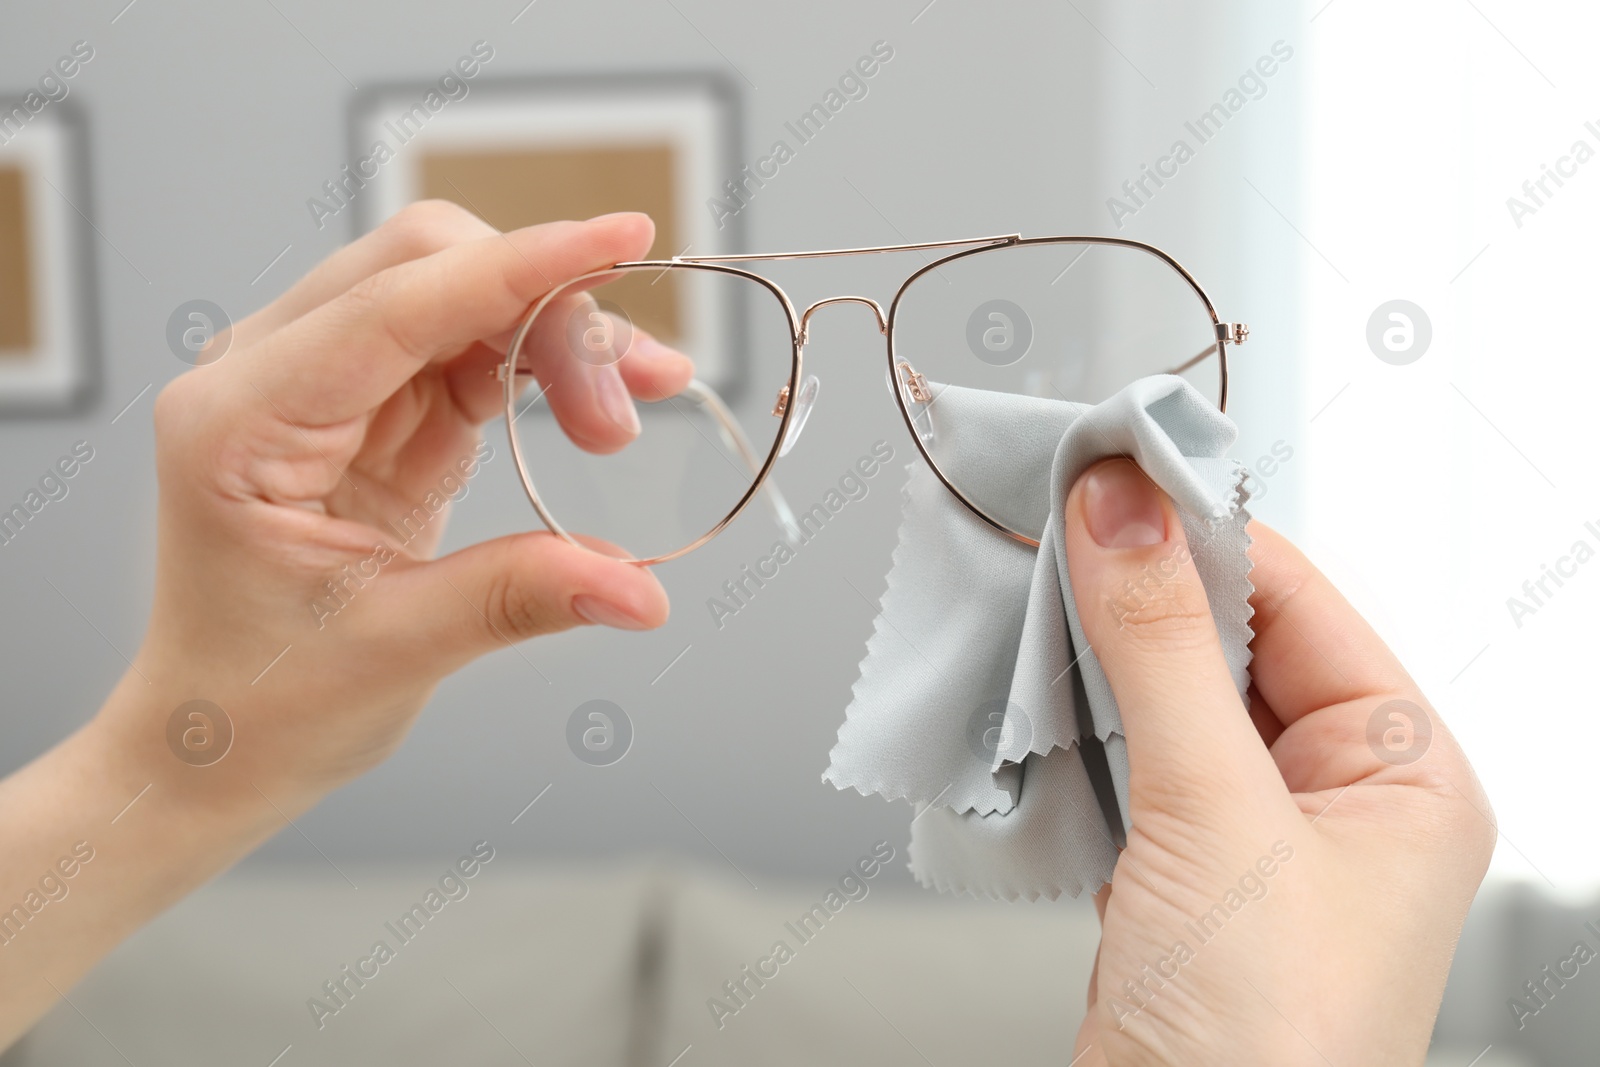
(823, 376), (1255, 901)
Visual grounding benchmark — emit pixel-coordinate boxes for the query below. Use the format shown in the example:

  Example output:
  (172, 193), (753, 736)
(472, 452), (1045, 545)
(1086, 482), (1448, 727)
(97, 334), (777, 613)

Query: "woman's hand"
(0, 203), (692, 1047)
(1064, 458), (1494, 1065)
(125, 201), (695, 807)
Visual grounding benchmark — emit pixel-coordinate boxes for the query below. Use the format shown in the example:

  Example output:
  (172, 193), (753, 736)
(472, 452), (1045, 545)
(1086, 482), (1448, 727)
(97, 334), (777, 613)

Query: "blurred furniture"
(7, 868), (1595, 1065)
(7, 861), (1094, 1067)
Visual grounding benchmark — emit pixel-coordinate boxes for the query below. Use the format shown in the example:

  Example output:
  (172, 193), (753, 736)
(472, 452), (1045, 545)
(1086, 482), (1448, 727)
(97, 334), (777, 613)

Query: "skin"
(0, 202), (688, 1047)
(1066, 458), (1494, 1065)
(0, 206), (1492, 1060)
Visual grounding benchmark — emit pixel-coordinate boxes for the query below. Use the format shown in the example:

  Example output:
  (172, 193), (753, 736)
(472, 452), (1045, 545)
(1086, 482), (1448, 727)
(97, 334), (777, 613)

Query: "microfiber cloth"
(823, 375), (1255, 901)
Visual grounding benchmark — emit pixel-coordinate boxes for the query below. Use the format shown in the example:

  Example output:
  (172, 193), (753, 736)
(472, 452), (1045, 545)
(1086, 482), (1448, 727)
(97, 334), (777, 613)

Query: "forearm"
(0, 670), (282, 1050)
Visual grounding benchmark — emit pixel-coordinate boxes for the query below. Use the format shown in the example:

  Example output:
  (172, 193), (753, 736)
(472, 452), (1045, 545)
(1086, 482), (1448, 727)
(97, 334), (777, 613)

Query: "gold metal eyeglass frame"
(502, 233), (1249, 566)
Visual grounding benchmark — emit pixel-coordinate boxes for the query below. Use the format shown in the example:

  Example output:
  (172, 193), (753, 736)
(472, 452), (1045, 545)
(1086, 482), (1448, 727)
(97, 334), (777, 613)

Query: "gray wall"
(0, 0), (1304, 879)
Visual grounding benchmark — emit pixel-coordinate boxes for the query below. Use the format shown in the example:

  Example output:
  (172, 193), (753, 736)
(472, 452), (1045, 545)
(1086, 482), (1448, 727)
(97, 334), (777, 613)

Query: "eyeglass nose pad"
(886, 363), (935, 445)
(777, 374), (821, 458)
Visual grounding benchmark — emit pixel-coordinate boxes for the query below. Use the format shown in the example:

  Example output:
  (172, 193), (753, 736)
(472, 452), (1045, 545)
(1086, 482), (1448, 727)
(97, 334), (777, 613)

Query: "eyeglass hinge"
(1216, 322), (1249, 345)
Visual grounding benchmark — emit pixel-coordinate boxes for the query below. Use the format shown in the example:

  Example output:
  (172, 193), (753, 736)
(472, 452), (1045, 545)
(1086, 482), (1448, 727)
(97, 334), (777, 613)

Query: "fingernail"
(594, 366), (641, 435)
(573, 594), (651, 631)
(1083, 459), (1166, 548)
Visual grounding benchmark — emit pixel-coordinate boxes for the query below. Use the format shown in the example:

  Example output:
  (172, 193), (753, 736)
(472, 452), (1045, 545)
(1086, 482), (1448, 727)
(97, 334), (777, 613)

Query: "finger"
(514, 305), (696, 454)
(429, 320), (692, 462)
(389, 529), (669, 668)
(513, 291), (641, 452)
(1064, 458), (1284, 811)
(1242, 525), (1474, 800)
(1245, 521), (1416, 727)
(444, 341), (520, 426)
(239, 213), (657, 428)
(1086, 947), (1103, 1014)
(236, 199), (499, 347)
(1085, 884), (1110, 1013)
(618, 327), (696, 401)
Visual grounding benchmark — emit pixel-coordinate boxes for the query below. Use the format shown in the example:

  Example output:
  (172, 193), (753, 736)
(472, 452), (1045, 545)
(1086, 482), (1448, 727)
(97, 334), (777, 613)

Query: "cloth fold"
(822, 375), (1255, 901)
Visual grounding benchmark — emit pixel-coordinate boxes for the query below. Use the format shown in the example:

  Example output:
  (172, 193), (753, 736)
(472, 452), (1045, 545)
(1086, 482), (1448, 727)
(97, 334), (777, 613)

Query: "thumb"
(389, 532), (670, 669)
(1064, 458), (1278, 814)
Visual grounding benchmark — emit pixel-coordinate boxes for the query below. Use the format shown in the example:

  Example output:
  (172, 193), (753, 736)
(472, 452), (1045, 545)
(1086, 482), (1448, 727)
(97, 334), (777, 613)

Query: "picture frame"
(346, 72), (748, 397)
(0, 99), (99, 416)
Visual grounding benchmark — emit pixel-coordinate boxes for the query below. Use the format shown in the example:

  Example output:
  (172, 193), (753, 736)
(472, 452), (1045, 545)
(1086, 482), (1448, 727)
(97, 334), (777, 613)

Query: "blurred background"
(0, 0), (1594, 1063)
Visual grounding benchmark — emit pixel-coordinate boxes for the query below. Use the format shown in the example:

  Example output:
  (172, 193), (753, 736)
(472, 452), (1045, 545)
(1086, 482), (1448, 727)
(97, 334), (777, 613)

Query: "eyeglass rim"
(884, 235), (1231, 548)
(502, 259), (804, 566)
(503, 233), (1235, 563)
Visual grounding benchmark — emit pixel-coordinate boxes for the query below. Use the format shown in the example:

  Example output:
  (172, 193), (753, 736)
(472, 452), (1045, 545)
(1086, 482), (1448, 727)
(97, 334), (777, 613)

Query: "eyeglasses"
(500, 234), (1247, 565)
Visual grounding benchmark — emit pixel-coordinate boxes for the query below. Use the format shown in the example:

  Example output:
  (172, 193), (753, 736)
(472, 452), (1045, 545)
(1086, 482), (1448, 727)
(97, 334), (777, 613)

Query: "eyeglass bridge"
(798, 295), (888, 346)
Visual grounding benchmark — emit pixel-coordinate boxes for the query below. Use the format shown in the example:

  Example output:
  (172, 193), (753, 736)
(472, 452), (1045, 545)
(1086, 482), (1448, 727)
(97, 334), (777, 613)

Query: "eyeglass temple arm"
(670, 379), (804, 543)
(1162, 343), (1217, 377)
(1162, 323), (1248, 377)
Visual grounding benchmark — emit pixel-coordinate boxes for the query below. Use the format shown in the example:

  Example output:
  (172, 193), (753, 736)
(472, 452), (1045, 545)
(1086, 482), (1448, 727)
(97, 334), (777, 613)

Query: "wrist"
(0, 669), (302, 1046)
(87, 668), (304, 853)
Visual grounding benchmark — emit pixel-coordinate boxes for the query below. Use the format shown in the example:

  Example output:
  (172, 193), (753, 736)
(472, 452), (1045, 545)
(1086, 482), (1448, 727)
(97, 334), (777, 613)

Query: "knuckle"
(1452, 794), (1499, 859)
(152, 376), (202, 454)
(484, 549), (561, 642)
(1404, 781), (1497, 866)
(341, 266), (390, 314)
(152, 376), (187, 435)
(383, 198), (474, 259)
(1469, 799), (1499, 864)
(152, 375), (237, 493)
(1413, 763), (1497, 843)
(1099, 574), (1217, 647)
(342, 269), (425, 362)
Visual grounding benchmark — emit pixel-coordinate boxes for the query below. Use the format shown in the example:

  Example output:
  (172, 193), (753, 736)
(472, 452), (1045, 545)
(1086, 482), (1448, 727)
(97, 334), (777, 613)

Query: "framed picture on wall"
(346, 72), (747, 395)
(0, 101), (98, 415)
